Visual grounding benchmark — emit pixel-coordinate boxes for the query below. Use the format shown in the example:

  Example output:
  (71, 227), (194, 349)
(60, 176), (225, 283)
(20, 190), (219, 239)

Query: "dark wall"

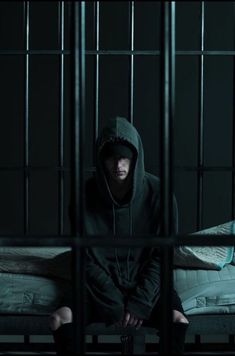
(0, 1), (234, 236)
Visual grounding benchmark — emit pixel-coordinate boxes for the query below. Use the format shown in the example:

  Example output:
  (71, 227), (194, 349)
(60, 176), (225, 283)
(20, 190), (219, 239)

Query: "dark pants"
(54, 288), (187, 355)
(59, 287), (185, 326)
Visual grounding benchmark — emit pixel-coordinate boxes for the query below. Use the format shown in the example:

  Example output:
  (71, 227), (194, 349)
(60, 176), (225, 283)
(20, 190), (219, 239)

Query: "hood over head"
(101, 141), (134, 160)
(95, 116), (145, 206)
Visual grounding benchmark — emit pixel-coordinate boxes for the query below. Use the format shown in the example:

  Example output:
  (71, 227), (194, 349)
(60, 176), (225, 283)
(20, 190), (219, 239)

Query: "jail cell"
(0, 1), (234, 355)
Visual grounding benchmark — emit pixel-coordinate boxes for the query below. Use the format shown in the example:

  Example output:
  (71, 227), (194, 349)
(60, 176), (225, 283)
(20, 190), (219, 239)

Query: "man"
(49, 116), (189, 354)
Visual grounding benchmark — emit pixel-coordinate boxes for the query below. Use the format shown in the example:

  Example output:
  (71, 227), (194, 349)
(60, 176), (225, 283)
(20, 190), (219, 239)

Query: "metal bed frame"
(0, 314), (235, 355)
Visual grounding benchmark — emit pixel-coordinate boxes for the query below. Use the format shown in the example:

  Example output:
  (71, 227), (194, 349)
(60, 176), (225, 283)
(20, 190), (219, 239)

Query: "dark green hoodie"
(84, 116), (178, 325)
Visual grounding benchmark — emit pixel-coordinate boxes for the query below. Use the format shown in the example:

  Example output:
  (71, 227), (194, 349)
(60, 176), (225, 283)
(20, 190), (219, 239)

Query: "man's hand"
(120, 311), (143, 330)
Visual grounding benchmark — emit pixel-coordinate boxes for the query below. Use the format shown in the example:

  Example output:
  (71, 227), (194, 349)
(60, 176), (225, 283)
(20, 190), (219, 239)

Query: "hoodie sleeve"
(85, 248), (125, 325)
(126, 196), (178, 320)
(126, 248), (161, 320)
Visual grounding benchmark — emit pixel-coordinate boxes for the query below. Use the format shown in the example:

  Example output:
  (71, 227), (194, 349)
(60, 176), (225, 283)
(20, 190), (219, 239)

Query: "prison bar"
(197, 1), (205, 231)
(4, 45), (235, 55)
(23, 1), (30, 236)
(5, 2), (235, 356)
(1, 164), (235, 173)
(0, 234), (234, 247)
(72, 1), (86, 355)
(23, 4), (30, 348)
(94, 0), (100, 153)
(58, 1), (65, 236)
(160, 1), (175, 240)
(4, 49), (235, 56)
(159, 2), (175, 353)
(232, 2), (235, 220)
(129, 1), (134, 125)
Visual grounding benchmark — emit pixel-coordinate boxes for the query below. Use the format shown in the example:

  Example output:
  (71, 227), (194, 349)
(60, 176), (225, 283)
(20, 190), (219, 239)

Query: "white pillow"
(174, 221), (234, 270)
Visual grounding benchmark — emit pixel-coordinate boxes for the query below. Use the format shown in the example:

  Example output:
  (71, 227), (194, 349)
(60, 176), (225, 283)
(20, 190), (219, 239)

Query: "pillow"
(174, 221), (234, 270)
(0, 248), (72, 280)
(0, 247), (70, 258)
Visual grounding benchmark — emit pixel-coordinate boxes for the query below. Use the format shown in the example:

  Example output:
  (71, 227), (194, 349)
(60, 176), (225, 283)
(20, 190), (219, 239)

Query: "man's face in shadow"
(104, 155), (132, 184)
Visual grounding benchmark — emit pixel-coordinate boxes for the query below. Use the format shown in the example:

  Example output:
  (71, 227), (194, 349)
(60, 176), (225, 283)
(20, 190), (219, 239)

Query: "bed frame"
(0, 314), (235, 355)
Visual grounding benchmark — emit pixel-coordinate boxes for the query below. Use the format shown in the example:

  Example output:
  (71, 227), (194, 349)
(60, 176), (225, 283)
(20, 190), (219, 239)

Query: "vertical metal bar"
(24, 335), (30, 345)
(229, 335), (235, 345)
(160, 2), (174, 237)
(94, 1), (100, 153)
(171, 3), (176, 130)
(72, 1), (86, 355)
(197, 1), (205, 230)
(73, 2), (85, 236)
(160, 1), (175, 354)
(58, 1), (65, 235)
(129, 1), (135, 125)
(23, 1), (30, 235)
(232, 3), (235, 220)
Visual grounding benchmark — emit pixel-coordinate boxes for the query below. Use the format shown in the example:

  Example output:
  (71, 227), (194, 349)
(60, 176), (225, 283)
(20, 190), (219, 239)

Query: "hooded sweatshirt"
(84, 116), (178, 325)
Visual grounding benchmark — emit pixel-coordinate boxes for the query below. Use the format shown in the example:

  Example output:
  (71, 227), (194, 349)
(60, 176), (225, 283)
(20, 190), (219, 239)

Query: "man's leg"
(171, 290), (189, 354)
(172, 309), (189, 355)
(49, 290), (99, 356)
(145, 289), (189, 355)
(49, 306), (74, 356)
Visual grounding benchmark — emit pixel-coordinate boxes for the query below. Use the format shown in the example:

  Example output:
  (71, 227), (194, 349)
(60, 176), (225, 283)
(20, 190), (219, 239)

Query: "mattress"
(0, 247), (72, 282)
(1, 247), (235, 318)
(0, 272), (69, 314)
(174, 264), (235, 315)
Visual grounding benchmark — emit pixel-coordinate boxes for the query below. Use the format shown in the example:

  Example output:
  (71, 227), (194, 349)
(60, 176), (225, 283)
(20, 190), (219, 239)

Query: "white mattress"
(174, 264), (235, 315)
(0, 247), (71, 280)
(1, 247), (235, 318)
(0, 272), (68, 314)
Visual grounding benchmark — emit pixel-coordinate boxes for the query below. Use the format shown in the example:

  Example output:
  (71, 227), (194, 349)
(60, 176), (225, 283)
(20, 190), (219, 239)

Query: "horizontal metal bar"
(0, 49), (158, 56)
(176, 50), (235, 56)
(175, 235), (235, 246)
(0, 50), (71, 55)
(1, 165), (235, 172)
(0, 166), (71, 172)
(148, 165), (235, 172)
(0, 235), (234, 247)
(175, 166), (235, 172)
(0, 343), (54, 351)
(81, 49), (235, 56)
(1, 49), (235, 56)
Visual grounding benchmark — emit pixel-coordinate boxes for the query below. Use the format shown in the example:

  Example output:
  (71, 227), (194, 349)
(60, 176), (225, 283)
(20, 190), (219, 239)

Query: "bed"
(0, 221), (234, 353)
(0, 247), (70, 315)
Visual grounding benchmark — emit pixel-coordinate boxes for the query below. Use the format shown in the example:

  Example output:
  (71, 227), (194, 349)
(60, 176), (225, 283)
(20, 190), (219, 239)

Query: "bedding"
(0, 247), (71, 280)
(0, 220), (234, 277)
(0, 228), (234, 317)
(0, 248), (71, 315)
(0, 247), (70, 258)
(174, 263), (235, 315)
(0, 272), (68, 314)
(174, 220), (234, 270)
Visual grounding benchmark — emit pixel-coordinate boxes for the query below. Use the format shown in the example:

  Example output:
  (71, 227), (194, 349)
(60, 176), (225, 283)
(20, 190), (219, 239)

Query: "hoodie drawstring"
(112, 203), (133, 282)
(112, 204), (122, 279)
(126, 204), (133, 281)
